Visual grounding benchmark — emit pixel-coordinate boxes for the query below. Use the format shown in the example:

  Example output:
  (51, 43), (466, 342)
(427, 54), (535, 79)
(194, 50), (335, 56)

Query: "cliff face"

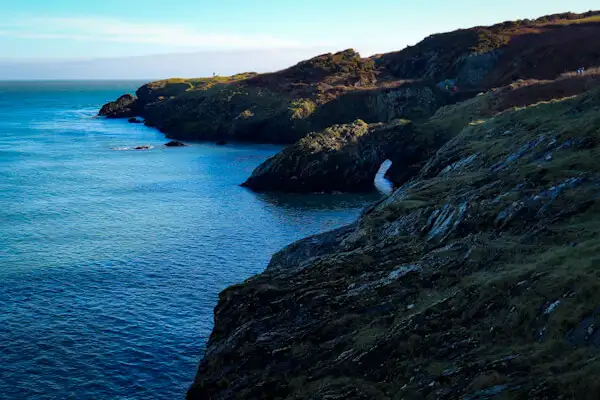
(241, 120), (427, 193)
(189, 86), (600, 399)
(100, 50), (453, 144)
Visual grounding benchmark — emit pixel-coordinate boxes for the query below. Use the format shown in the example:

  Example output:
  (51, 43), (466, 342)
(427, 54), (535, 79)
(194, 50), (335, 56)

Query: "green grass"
(289, 99), (316, 120)
(155, 73), (258, 92)
(542, 15), (600, 25)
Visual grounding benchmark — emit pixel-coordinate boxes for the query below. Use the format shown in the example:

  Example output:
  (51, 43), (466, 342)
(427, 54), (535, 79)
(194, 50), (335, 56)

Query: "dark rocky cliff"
(376, 11), (600, 87)
(99, 50), (454, 144)
(241, 120), (428, 193)
(189, 85), (600, 399)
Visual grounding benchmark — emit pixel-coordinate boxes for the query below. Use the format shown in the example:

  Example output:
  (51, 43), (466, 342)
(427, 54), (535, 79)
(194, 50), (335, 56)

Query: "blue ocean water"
(0, 81), (379, 399)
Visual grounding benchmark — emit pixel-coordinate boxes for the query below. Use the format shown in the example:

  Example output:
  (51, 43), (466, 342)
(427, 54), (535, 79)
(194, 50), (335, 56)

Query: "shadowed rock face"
(98, 94), (138, 118)
(100, 71), (452, 145)
(189, 86), (600, 399)
(376, 11), (600, 87)
(241, 119), (433, 193)
(241, 120), (376, 193)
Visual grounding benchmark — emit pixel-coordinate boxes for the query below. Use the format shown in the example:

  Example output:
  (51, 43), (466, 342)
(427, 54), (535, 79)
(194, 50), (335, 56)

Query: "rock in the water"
(164, 141), (186, 147)
(128, 117), (142, 123)
(241, 120), (373, 193)
(99, 94), (138, 118)
(134, 145), (151, 150)
(215, 140), (227, 146)
(242, 119), (434, 193)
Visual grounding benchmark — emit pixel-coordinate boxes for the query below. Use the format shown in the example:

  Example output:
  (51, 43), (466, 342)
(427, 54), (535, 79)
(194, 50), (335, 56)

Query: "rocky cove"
(99, 11), (600, 399)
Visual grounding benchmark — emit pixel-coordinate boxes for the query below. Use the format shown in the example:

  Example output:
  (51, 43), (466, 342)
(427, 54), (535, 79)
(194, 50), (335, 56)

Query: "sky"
(0, 0), (598, 79)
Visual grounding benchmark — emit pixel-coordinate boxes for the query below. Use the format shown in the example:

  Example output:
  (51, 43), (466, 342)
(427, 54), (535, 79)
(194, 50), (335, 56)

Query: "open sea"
(0, 81), (379, 399)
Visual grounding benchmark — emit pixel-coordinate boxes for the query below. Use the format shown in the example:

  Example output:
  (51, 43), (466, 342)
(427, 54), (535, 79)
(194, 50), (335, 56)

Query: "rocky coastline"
(188, 83), (600, 399)
(98, 11), (600, 399)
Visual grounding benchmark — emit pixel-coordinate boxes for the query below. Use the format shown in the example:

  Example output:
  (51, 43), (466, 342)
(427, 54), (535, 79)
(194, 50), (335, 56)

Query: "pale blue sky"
(0, 0), (597, 78)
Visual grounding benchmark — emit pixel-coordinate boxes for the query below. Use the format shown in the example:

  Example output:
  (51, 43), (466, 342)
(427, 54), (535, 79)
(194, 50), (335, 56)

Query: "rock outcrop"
(241, 119), (431, 193)
(242, 120), (375, 192)
(99, 94), (138, 118)
(189, 85), (600, 399)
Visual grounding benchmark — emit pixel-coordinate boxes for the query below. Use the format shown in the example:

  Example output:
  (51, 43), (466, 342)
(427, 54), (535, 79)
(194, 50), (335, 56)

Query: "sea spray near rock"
(374, 159), (393, 195)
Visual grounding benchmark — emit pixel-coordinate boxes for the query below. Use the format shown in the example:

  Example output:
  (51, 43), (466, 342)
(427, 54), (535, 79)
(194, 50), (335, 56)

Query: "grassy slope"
(179, 9), (600, 399)
(377, 10), (600, 87)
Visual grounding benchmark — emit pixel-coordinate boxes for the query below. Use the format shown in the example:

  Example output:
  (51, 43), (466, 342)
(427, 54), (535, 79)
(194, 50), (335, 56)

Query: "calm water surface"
(0, 81), (379, 399)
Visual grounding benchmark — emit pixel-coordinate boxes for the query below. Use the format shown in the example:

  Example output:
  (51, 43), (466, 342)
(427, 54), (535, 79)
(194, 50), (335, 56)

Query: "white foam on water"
(374, 159), (394, 195)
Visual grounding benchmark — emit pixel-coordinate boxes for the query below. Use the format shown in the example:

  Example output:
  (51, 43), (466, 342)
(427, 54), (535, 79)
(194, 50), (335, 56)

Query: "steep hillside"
(377, 11), (600, 88)
(100, 50), (451, 144)
(188, 84), (600, 400)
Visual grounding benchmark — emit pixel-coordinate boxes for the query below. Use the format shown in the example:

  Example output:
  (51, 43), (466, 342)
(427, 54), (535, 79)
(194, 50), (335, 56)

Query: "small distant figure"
(576, 67), (585, 75)
(213, 72), (216, 77)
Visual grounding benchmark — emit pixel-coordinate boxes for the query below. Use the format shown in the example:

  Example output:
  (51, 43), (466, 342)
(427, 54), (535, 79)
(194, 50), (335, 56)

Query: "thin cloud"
(0, 16), (308, 49)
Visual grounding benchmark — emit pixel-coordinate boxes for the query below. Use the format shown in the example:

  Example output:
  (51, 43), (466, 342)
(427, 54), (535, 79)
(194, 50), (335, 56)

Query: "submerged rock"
(128, 117), (142, 123)
(164, 141), (186, 147)
(215, 140), (227, 146)
(134, 145), (151, 150)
